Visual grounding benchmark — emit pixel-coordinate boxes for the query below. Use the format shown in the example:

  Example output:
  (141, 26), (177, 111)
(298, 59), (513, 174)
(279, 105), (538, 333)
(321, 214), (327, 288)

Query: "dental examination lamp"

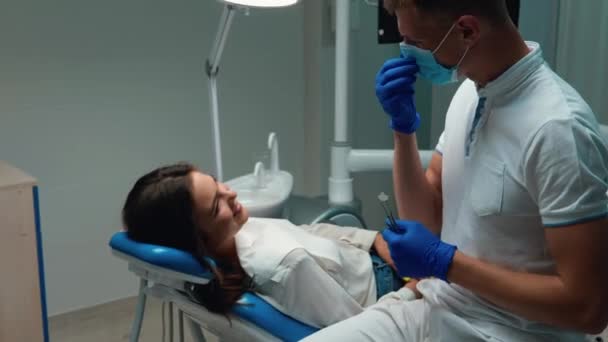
(207, 0), (299, 181)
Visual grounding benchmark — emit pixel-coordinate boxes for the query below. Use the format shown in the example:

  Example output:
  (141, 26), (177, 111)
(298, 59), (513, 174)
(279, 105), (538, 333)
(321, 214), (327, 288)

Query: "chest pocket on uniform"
(470, 161), (505, 216)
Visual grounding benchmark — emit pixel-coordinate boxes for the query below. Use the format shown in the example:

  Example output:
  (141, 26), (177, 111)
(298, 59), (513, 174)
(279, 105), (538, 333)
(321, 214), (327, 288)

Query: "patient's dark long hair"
(122, 162), (249, 314)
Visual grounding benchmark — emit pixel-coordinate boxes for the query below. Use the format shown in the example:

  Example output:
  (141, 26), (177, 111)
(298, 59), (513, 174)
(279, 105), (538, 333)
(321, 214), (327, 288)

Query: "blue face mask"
(399, 22), (470, 85)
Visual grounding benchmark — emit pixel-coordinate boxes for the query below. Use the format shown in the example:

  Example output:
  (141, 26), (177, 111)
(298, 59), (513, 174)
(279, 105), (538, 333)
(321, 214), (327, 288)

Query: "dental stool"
(109, 232), (318, 342)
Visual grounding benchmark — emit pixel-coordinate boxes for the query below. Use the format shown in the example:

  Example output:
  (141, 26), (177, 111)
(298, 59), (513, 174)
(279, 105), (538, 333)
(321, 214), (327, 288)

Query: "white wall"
(519, 0), (560, 68)
(0, 0), (304, 315)
(556, 0), (608, 124)
(301, 0), (326, 196)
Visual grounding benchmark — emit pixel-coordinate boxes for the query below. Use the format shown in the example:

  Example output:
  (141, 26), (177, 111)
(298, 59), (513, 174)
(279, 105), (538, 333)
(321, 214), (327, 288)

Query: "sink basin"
(226, 170), (293, 218)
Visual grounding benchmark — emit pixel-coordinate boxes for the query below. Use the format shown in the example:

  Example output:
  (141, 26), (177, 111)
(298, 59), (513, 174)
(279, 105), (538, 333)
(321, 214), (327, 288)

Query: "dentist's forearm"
(393, 131), (442, 233)
(448, 251), (594, 332)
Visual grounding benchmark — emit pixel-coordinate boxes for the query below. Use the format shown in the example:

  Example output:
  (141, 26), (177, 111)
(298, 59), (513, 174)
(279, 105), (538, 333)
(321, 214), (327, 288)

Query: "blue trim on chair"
(233, 293), (318, 341)
(33, 187), (50, 342)
(109, 232), (214, 278)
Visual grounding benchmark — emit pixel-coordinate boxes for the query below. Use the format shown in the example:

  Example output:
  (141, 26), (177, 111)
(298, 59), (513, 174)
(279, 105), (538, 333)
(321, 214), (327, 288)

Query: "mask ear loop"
(455, 45), (470, 68)
(450, 45), (471, 82)
(432, 21), (458, 55)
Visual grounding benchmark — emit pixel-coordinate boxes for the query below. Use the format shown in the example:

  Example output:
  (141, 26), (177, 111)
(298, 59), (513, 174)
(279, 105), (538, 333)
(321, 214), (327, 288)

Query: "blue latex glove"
(382, 219), (457, 281)
(375, 56), (420, 134)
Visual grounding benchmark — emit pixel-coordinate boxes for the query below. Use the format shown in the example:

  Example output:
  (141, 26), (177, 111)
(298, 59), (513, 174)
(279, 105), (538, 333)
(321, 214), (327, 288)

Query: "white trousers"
(301, 279), (588, 342)
(301, 294), (430, 342)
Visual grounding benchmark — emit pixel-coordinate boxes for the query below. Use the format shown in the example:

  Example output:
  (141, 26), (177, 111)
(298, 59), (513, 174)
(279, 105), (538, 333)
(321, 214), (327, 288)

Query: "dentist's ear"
(456, 15), (481, 46)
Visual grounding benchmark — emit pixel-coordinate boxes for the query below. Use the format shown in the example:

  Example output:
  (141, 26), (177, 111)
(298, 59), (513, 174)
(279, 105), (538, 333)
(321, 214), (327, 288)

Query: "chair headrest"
(109, 231), (214, 278)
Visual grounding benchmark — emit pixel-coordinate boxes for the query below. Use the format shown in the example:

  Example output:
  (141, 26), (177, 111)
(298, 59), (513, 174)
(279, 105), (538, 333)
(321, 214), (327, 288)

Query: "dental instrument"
(377, 192), (411, 282)
(377, 192), (400, 232)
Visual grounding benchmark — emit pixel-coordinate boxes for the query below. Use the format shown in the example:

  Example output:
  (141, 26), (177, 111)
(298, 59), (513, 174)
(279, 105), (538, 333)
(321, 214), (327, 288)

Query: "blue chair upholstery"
(110, 232), (213, 278)
(234, 294), (317, 341)
(109, 232), (318, 341)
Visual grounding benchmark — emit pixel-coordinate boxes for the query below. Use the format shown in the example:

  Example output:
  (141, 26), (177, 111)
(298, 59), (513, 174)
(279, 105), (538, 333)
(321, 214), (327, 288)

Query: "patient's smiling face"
(190, 171), (249, 261)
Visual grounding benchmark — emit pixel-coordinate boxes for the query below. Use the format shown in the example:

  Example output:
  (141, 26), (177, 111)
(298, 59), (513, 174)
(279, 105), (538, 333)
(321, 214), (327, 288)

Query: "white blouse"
(234, 217), (379, 328)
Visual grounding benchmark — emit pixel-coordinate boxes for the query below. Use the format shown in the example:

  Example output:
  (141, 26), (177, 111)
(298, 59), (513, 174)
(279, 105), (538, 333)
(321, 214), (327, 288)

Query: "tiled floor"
(49, 296), (218, 342)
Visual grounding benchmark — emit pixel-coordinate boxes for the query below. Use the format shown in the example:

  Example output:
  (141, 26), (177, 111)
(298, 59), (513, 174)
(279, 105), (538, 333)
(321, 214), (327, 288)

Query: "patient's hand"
(373, 233), (396, 271)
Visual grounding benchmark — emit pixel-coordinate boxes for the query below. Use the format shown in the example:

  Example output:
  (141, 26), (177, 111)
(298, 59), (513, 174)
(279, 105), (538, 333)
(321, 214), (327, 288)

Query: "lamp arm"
(207, 4), (236, 76)
(207, 4), (236, 181)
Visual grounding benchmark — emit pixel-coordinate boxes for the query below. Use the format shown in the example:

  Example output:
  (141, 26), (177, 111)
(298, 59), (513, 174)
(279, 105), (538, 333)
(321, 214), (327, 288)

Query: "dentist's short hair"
(383, 0), (512, 26)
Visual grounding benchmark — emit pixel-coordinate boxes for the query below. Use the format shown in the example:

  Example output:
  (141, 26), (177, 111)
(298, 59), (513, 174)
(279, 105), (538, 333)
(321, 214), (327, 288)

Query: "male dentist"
(304, 0), (608, 340)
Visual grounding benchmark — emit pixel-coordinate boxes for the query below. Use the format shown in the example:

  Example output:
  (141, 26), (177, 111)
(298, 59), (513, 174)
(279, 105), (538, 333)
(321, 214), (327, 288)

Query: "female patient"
(122, 162), (416, 328)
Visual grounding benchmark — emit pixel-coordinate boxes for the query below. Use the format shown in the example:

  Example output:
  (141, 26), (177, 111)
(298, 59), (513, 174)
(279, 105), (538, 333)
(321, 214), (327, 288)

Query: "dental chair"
(110, 231), (318, 342)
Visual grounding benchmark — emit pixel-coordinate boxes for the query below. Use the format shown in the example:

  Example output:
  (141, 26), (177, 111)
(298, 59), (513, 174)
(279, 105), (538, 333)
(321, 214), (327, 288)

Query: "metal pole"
(129, 278), (148, 342)
(206, 5), (236, 181)
(178, 309), (184, 342)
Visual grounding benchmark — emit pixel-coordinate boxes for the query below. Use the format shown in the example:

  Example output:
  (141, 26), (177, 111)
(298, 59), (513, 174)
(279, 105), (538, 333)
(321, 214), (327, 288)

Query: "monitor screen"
(377, 0), (401, 44)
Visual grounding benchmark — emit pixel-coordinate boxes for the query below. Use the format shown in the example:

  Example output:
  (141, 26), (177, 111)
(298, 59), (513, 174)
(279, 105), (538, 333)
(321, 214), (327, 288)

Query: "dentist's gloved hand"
(382, 219), (457, 281)
(375, 56), (420, 134)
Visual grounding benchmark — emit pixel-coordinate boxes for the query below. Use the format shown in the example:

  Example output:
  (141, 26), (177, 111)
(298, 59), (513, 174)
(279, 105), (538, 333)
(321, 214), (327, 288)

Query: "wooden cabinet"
(0, 161), (48, 342)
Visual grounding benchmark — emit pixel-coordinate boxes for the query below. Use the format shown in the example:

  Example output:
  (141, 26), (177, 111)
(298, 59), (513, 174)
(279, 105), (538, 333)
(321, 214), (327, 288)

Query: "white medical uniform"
(235, 217), (380, 328)
(302, 42), (608, 341)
